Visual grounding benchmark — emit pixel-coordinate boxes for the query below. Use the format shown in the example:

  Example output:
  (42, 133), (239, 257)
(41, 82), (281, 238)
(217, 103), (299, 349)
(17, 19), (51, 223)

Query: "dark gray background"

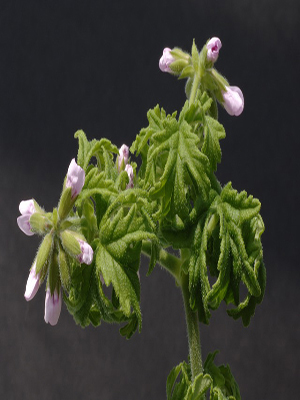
(0, 1), (299, 399)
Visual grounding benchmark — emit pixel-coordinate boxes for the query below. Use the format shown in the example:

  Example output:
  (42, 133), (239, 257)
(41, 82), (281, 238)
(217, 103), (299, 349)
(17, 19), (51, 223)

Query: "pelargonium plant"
(17, 38), (265, 399)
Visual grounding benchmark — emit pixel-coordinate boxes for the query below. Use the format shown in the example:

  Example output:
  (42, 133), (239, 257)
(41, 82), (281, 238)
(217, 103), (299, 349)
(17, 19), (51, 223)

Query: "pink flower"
(125, 164), (134, 189)
(207, 37), (222, 63)
(77, 239), (94, 265)
(66, 159), (85, 198)
(17, 199), (35, 236)
(118, 144), (129, 170)
(24, 262), (40, 301)
(159, 48), (175, 73)
(44, 288), (62, 326)
(222, 86), (244, 116)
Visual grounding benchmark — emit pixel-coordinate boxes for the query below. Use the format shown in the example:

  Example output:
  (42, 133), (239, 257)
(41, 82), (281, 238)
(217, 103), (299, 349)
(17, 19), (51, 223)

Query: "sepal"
(58, 243), (71, 290)
(30, 212), (52, 235)
(35, 233), (53, 277)
(60, 230), (82, 258)
(58, 187), (74, 220)
(47, 249), (60, 296)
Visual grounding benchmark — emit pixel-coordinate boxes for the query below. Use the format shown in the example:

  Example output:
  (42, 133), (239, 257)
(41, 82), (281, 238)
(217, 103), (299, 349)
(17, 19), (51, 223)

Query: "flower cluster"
(159, 37), (244, 117)
(118, 144), (134, 188)
(18, 159), (94, 326)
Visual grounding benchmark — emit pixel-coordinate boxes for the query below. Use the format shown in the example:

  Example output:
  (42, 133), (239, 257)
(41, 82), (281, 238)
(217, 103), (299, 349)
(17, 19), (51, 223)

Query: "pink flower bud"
(77, 239), (94, 265)
(44, 288), (62, 326)
(159, 48), (175, 73)
(207, 37), (222, 63)
(125, 164), (134, 189)
(118, 144), (129, 170)
(24, 262), (40, 301)
(66, 159), (85, 198)
(17, 199), (35, 236)
(222, 86), (244, 116)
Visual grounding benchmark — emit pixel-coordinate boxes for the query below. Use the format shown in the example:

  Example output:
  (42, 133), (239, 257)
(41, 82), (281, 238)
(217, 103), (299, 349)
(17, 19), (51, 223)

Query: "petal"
(222, 86), (244, 116)
(125, 164), (134, 188)
(19, 199), (35, 216)
(207, 37), (222, 62)
(44, 288), (62, 326)
(24, 262), (40, 301)
(118, 144), (129, 170)
(17, 214), (34, 236)
(159, 48), (174, 73)
(66, 158), (85, 198)
(77, 240), (94, 265)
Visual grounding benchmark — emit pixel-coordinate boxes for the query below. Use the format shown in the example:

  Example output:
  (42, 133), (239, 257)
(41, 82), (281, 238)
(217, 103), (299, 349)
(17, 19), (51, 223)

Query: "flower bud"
(24, 262), (40, 301)
(222, 86), (244, 116)
(125, 164), (134, 189)
(77, 240), (94, 265)
(206, 37), (222, 63)
(60, 230), (82, 257)
(17, 199), (36, 236)
(44, 288), (62, 326)
(159, 48), (175, 73)
(66, 159), (85, 198)
(118, 144), (129, 170)
(29, 213), (51, 235)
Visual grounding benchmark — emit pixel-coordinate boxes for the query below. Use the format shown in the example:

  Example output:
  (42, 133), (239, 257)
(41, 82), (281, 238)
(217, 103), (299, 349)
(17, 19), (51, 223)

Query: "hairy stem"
(181, 272), (203, 380)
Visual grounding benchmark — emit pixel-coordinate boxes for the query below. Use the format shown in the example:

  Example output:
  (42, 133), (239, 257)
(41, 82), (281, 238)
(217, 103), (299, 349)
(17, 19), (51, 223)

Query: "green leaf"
(131, 105), (168, 181)
(64, 262), (98, 327)
(74, 130), (118, 171)
(189, 183), (265, 325)
(78, 198), (99, 244)
(119, 314), (139, 339)
(189, 215), (212, 323)
(96, 242), (142, 328)
(146, 112), (210, 220)
(185, 373), (212, 400)
(204, 351), (241, 400)
(64, 257), (126, 328)
(191, 40), (200, 73)
(202, 116), (226, 171)
(132, 105), (211, 228)
(167, 361), (191, 400)
(96, 192), (157, 332)
(146, 241), (160, 276)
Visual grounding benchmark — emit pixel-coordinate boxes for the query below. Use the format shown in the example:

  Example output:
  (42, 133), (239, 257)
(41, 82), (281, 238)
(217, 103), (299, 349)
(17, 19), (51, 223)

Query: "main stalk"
(181, 272), (203, 380)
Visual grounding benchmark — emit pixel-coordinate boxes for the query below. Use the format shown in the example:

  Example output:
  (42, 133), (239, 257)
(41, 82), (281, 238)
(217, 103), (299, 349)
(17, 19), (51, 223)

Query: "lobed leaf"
(204, 351), (241, 400)
(95, 191), (157, 332)
(189, 183), (265, 325)
(202, 116), (226, 172)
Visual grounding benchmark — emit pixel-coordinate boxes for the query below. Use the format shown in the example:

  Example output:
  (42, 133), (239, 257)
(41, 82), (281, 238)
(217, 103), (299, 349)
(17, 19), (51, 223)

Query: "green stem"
(181, 272), (203, 380)
(189, 73), (200, 105)
(141, 241), (182, 283)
